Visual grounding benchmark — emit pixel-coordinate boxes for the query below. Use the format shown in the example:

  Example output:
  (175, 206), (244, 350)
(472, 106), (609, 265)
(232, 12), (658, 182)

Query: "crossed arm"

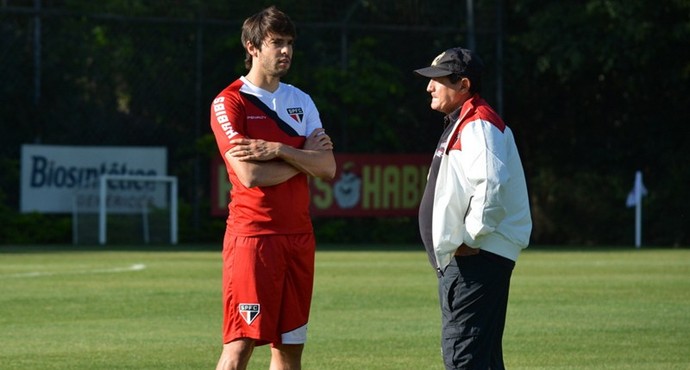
(225, 128), (336, 188)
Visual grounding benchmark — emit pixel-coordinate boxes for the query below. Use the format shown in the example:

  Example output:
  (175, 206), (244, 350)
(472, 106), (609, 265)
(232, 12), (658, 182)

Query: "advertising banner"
(21, 145), (167, 213)
(211, 153), (430, 217)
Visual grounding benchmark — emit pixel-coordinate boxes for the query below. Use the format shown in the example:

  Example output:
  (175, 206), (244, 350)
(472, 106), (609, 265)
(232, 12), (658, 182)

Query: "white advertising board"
(21, 145), (167, 214)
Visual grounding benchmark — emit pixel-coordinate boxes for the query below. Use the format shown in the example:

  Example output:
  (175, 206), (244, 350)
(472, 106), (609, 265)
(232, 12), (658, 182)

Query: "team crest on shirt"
(239, 303), (260, 325)
(287, 107), (304, 124)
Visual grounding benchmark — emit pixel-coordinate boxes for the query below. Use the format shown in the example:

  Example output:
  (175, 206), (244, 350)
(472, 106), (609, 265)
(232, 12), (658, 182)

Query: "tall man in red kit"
(209, 6), (336, 370)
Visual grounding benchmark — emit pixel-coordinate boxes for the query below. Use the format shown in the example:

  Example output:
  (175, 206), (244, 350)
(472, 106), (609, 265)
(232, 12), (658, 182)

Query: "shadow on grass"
(0, 243), (221, 254)
(0, 243), (426, 254)
(1, 243), (685, 254)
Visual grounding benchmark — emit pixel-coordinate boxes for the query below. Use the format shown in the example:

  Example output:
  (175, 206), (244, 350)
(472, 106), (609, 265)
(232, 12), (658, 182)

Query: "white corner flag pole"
(634, 171), (643, 248)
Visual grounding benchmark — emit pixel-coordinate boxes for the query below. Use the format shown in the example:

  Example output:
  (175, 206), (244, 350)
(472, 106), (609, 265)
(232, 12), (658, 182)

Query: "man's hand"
(454, 243), (480, 257)
(304, 128), (333, 151)
(228, 138), (281, 161)
(227, 129), (336, 183)
(229, 129), (332, 162)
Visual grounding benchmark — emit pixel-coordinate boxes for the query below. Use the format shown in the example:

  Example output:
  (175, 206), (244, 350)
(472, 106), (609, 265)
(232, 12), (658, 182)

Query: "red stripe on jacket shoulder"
(447, 96), (505, 152)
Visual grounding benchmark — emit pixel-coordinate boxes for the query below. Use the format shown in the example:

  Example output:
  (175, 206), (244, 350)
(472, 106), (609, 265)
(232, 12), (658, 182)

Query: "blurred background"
(1, 0), (688, 246)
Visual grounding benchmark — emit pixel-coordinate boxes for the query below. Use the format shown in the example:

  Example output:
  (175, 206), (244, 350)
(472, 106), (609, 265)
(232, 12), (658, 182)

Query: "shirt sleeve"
(210, 93), (246, 156)
(459, 119), (510, 242)
(302, 94), (323, 137)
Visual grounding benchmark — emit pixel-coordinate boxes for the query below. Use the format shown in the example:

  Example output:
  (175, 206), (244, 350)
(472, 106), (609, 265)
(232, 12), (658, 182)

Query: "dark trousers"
(438, 251), (514, 370)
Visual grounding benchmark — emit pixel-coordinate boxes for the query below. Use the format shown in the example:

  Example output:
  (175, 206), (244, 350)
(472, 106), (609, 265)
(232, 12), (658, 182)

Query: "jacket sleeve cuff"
(463, 229), (477, 247)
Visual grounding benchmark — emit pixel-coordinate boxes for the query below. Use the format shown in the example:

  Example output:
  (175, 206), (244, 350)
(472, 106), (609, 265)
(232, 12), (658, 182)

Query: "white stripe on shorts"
(281, 324), (308, 344)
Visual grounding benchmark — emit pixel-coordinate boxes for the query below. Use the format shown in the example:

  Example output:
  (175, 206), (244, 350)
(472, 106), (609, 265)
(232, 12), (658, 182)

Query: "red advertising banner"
(210, 153), (430, 217)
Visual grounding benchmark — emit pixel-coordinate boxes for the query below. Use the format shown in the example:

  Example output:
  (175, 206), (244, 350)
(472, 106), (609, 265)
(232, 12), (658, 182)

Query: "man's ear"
(459, 77), (471, 91)
(246, 40), (259, 58)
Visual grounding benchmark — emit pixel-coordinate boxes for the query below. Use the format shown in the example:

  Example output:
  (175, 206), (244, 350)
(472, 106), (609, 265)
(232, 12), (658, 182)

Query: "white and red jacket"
(432, 95), (532, 270)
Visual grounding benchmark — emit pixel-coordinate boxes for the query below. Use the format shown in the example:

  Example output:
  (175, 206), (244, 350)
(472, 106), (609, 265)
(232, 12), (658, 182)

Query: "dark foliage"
(1, 0), (688, 246)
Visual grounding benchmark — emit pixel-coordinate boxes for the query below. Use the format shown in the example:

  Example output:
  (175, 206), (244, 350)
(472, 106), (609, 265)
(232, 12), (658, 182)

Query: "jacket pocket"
(442, 324), (481, 368)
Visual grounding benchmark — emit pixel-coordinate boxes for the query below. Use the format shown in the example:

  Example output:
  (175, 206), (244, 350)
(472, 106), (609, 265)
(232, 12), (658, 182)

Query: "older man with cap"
(414, 47), (532, 369)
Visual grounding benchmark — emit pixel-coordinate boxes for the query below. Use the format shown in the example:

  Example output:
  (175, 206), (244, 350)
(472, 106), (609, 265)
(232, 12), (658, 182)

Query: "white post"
(72, 195), (78, 245)
(97, 174), (177, 245)
(171, 178), (178, 245)
(142, 201), (150, 244)
(99, 176), (107, 245)
(634, 171), (642, 248)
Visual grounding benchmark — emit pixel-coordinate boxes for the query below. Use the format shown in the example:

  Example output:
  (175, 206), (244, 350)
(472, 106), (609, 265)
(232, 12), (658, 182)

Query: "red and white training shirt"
(210, 76), (323, 236)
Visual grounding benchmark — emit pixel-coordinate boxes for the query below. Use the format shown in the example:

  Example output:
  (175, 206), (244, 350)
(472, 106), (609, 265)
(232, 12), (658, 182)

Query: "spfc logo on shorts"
(238, 303), (260, 325)
(287, 107), (304, 124)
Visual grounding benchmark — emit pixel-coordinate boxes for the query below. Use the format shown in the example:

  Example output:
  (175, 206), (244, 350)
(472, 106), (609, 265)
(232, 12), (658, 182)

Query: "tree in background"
(0, 0), (688, 245)
(504, 0), (690, 245)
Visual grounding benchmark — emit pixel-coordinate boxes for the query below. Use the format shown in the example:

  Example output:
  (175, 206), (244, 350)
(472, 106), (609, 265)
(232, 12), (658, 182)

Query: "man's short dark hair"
(448, 74), (463, 84)
(449, 73), (482, 93)
(241, 6), (296, 70)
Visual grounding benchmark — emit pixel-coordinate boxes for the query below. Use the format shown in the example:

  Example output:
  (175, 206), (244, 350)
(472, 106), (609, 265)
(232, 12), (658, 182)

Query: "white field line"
(0, 263), (146, 279)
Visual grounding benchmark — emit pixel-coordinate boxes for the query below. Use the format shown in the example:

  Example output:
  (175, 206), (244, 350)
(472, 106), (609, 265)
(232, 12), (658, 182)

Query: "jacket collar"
(443, 107), (461, 129)
(444, 94), (482, 129)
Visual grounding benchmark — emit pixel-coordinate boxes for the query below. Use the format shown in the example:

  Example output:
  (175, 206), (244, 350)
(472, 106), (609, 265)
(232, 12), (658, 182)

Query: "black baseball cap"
(414, 47), (483, 79)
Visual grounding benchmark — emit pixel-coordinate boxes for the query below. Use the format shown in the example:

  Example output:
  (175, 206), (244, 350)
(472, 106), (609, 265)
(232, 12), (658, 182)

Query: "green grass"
(1, 245), (689, 369)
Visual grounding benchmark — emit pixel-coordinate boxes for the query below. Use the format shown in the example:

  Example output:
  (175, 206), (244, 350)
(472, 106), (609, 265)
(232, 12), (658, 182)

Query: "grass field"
(1, 244), (689, 369)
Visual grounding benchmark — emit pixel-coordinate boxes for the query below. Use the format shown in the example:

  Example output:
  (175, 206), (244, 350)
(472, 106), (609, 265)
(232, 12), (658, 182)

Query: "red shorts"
(221, 232), (315, 346)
